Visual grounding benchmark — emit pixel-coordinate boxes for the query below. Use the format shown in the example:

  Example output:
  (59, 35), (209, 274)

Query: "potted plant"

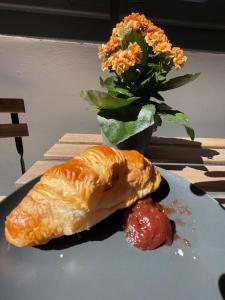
(81, 13), (200, 153)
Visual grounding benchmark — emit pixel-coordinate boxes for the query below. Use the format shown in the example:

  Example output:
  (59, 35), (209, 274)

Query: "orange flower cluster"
(169, 47), (187, 70)
(112, 21), (124, 38)
(98, 13), (186, 73)
(145, 26), (170, 52)
(102, 42), (142, 75)
(123, 12), (153, 35)
(144, 25), (186, 69)
(98, 36), (121, 58)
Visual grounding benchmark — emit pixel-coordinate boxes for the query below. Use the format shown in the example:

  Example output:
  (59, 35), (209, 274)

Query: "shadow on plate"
(218, 274), (225, 300)
(151, 176), (170, 202)
(36, 209), (124, 251)
(189, 183), (206, 196)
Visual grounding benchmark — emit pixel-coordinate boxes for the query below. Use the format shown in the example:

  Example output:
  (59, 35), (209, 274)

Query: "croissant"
(5, 145), (161, 247)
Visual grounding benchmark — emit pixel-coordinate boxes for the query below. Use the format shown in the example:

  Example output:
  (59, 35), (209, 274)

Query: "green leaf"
(107, 90), (119, 98)
(159, 110), (195, 140)
(153, 113), (162, 130)
(161, 57), (174, 74)
(100, 76), (117, 90)
(156, 74), (166, 82)
(148, 63), (160, 71)
(157, 73), (200, 91)
(140, 73), (155, 88)
(108, 87), (134, 98)
(151, 92), (165, 102)
(87, 107), (98, 112)
(150, 99), (164, 104)
(122, 66), (142, 83)
(157, 103), (172, 110)
(80, 90), (139, 110)
(154, 113), (162, 126)
(97, 104), (156, 144)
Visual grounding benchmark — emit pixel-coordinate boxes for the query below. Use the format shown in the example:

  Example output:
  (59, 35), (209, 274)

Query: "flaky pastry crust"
(5, 145), (161, 247)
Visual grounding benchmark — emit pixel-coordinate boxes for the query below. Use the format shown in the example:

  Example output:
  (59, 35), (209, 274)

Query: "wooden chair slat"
(59, 133), (225, 149)
(0, 124), (29, 138)
(44, 143), (225, 165)
(0, 99), (25, 113)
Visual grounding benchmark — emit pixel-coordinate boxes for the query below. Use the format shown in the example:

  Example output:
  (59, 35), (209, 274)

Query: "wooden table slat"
(59, 133), (102, 145)
(15, 160), (64, 188)
(44, 143), (225, 165)
(44, 144), (96, 160)
(59, 133), (225, 149)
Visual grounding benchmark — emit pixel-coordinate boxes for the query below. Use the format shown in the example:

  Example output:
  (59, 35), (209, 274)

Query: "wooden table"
(15, 133), (225, 207)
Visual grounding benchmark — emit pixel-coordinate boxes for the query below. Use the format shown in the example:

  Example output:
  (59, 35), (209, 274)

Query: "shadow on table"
(191, 180), (225, 192)
(205, 171), (225, 177)
(145, 137), (219, 170)
(147, 137), (224, 198)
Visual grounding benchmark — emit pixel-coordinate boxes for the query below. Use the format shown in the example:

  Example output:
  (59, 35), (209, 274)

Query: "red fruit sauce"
(124, 198), (173, 250)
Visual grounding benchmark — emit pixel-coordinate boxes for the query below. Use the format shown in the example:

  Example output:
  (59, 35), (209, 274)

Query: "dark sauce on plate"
(124, 198), (173, 251)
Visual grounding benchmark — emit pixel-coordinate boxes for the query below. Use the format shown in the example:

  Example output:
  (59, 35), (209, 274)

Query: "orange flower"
(98, 44), (109, 58)
(145, 26), (166, 46)
(123, 12), (153, 35)
(112, 21), (124, 38)
(145, 25), (172, 54)
(98, 36), (121, 58)
(169, 47), (187, 69)
(101, 57), (113, 71)
(153, 41), (172, 54)
(101, 42), (142, 75)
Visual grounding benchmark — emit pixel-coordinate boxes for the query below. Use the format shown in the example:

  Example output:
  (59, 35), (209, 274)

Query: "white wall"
(0, 35), (225, 194)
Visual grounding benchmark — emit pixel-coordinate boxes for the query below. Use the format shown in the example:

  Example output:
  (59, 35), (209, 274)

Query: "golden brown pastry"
(5, 145), (161, 247)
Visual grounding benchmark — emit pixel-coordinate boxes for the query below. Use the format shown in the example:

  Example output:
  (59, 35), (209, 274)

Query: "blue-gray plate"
(0, 168), (225, 300)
